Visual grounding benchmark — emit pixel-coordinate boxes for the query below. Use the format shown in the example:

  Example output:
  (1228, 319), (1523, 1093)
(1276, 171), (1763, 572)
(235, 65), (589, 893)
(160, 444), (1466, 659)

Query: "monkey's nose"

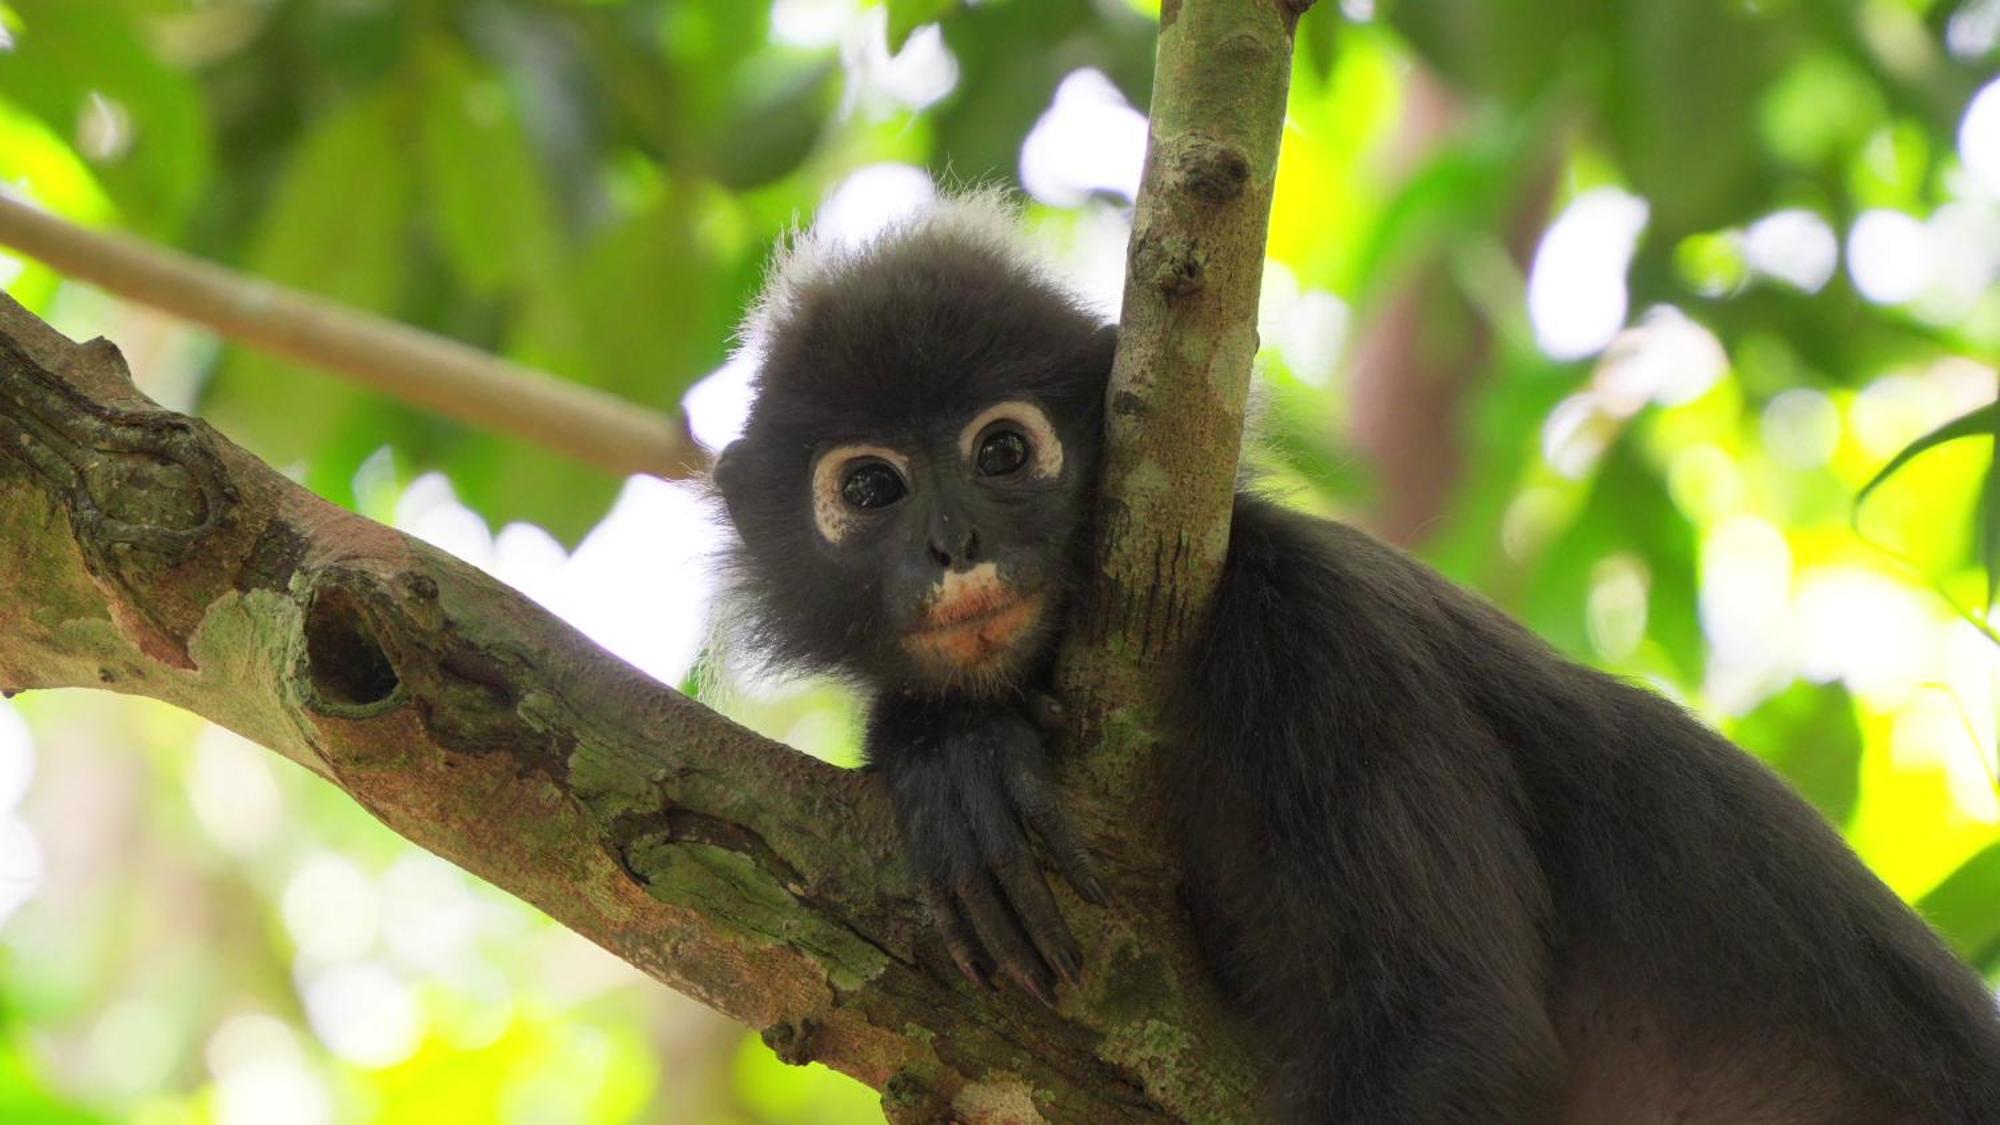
(927, 527), (980, 569)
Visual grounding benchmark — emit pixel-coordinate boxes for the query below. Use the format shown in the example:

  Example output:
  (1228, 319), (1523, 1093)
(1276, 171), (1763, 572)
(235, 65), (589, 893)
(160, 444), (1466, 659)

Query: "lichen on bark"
(0, 2), (1316, 1118)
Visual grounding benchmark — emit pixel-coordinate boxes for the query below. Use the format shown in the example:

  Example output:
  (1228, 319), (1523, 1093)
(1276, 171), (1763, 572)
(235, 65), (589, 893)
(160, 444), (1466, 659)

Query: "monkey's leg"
(1175, 725), (1564, 1124)
(1283, 778), (1561, 1122)
(1173, 497), (1564, 1122)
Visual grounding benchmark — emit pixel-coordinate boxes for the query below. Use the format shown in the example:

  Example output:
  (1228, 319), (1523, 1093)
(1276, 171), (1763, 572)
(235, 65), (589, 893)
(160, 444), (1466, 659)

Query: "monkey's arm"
(1171, 498), (1564, 1120)
(865, 695), (1106, 1004)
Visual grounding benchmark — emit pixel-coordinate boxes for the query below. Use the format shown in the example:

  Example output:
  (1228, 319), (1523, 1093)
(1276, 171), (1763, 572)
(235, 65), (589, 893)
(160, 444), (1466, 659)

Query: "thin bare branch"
(0, 194), (704, 480)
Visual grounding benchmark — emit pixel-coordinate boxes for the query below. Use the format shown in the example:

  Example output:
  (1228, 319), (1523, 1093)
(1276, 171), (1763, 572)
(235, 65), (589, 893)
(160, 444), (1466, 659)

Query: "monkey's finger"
(956, 876), (1057, 1007)
(995, 857), (1083, 987)
(1002, 762), (1109, 906)
(957, 758), (1084, 983)
(1025, 691), (1067, 732)
(922, 885), (994, 993)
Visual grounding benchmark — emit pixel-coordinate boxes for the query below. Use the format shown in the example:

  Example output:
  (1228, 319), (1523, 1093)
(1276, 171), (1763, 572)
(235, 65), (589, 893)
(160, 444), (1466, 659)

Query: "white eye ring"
(958, 401), (1063, 481)
(810, 444), (909, 544)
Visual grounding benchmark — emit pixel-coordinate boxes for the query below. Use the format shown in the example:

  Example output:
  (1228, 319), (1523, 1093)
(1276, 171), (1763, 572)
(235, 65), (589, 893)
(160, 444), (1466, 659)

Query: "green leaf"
(1523, 441), (1705, 683)
(242, 89), (414, 319)
(0, 0), (211, 235)
(1258, 380), (1375, 506)
(490, 193), (746, 540)
(1296, 2), (1342, 80)
(418, 44), (562, 297)
(1602, 0), (1781, 238)
(1384, 0), (1606, 107)
(1847, 120), (1933, 212)
(1984, 429), (2000, 609)
(887, 0), (958, 53)
(1420, 352), (1574, 586)
(933, 0), (1154, 182)
(1854, 401), (1997, 510)
(535, 195), (736, 405)
(197, 89), (416, 501)
(1732, 682), (1864, 829)
(1917, 844), (2000, 971)
(0, 1009), (102, 1124)
(1851, 398), (2000, 632)
(1758, 50), (1886, 170)
(1345, 118), (1536, 298)
(441, 439), (617, 548)
(709, 58), (837, 190)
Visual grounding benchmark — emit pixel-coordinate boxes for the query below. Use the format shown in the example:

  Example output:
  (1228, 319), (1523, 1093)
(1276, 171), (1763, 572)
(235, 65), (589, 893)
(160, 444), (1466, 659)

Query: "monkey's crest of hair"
(738, 187), (1047, 367)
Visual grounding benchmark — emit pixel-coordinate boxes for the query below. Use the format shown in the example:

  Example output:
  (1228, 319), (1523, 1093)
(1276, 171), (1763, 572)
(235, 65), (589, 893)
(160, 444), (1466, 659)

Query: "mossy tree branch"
(0, 1), (1313, 1119)
(0, 293), (1170, 1121)
(1053, 0), (1315, 1110)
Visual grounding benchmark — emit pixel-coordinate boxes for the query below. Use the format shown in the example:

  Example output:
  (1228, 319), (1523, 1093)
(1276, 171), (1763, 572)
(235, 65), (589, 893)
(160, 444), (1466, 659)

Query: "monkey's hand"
(874, 707), (1107, 1006)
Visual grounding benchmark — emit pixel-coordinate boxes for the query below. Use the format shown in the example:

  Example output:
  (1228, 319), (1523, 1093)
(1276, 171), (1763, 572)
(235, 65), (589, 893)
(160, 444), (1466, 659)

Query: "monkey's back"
(1166, 494), (2000, 1123)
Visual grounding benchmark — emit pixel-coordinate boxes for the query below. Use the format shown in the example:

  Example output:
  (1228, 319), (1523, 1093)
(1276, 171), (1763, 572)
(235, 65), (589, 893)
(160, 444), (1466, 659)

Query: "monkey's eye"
(975, 428), (1030, 477)
(841, 461), (907, 510)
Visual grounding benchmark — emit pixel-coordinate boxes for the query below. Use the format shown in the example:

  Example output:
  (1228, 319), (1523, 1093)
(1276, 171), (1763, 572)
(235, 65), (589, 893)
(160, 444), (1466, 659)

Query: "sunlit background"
(1, 0), (1999, 1120)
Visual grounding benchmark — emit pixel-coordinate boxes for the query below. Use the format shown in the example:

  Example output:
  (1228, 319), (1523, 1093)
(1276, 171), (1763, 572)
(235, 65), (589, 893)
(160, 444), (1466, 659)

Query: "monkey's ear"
(711, 440), (748, 513)
(1088, 324), (1120, 372)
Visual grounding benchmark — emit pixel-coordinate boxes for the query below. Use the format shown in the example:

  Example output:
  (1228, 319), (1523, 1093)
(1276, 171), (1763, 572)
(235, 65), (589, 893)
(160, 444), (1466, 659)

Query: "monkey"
(709, 195), (2000, 1123)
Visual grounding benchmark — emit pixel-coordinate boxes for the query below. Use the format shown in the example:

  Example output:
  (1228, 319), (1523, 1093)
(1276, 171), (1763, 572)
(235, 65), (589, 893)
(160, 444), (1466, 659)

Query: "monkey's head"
(713, 197), (1115, 697)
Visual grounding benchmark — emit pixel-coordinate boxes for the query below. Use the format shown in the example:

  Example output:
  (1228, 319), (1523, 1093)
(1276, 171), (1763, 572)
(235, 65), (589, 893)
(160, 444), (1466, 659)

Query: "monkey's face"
(716, 393), (1101, 698)
(712, 201), (1114, 695)
(811, 398), (1076, 688)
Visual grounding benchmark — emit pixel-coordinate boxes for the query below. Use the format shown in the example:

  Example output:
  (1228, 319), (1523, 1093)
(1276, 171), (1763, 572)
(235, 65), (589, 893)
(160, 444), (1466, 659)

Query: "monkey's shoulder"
(1212, 492), (1515, 653)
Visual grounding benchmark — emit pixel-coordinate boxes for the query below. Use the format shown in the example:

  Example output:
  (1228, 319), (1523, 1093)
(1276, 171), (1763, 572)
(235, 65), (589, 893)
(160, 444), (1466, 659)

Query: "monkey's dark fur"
(713, 199), (2000, 1123)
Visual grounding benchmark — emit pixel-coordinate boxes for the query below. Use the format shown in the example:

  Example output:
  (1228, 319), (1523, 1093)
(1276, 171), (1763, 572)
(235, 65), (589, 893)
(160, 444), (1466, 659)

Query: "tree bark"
(0, 2), (1312, 1119)
(1051, 0), (1314, 1111)
(0, 293), (1162, 1121)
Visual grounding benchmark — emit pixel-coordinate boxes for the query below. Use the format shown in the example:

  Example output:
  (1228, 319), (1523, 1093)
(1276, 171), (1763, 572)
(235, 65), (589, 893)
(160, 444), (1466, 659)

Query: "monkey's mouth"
(904, 591), (1047, 669)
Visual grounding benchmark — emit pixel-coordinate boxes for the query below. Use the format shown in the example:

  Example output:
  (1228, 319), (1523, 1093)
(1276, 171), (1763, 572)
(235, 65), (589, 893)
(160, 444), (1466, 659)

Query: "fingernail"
(955, 957), (992, 993)
(1057, 948), (1083, 987)
(1015, 968), (1057, 1008)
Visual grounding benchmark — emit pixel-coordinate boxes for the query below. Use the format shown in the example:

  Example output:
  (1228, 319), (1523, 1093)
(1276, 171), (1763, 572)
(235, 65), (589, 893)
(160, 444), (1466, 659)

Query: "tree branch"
(0, 193), (704, 481)
(0, 290), (1244, 1121)
(1050, 0), (1315, 1109)
(1092, 0), (1308, 638)
(0, 2), (1315, 1117)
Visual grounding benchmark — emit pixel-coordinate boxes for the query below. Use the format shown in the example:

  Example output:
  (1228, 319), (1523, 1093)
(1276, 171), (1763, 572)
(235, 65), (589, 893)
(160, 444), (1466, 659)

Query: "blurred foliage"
(1, 0), (1998, 1121)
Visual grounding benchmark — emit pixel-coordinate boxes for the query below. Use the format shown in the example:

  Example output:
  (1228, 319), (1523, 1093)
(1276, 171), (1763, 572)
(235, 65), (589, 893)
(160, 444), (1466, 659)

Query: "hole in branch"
(304, 588), (399, 707)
